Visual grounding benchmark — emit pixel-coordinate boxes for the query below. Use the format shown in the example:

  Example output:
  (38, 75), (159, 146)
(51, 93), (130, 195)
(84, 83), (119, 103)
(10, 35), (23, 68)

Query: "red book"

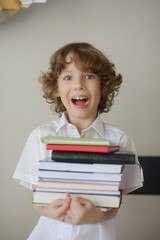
(46, 144), (120, 153)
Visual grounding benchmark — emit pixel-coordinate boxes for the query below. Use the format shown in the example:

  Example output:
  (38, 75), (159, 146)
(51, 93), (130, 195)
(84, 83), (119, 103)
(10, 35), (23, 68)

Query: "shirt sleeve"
(13, 128), (48, 190)
(119, 134), (143, 194)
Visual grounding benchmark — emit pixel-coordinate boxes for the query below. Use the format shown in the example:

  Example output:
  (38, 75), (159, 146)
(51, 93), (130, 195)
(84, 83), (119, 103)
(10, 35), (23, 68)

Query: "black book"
(51, 151), (135, 164)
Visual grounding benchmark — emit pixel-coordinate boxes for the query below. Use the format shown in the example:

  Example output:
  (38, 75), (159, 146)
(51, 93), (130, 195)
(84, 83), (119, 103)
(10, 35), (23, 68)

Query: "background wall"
(0, 0), (160, 239)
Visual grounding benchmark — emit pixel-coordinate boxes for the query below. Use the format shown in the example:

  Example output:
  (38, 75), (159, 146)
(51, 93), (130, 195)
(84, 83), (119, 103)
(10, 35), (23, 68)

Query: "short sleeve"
(119, 134), (143, 194)
(13, 128), (48, 189)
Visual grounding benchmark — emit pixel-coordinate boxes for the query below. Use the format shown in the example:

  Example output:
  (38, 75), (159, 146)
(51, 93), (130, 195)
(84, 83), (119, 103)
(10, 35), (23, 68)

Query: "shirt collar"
(55, 112), (105, 138)
(55, 112), (69, 133)
(89, 114), (105, 138)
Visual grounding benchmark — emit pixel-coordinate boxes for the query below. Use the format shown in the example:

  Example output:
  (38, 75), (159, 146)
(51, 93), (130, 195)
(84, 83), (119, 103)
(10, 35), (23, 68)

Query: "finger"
(66, 209), (74, 219)
(74, 196), (89, 205)
(66, 192), (71, 199)
(57, 197), (71, 215)
(64, 215), (73, 224)
(66, 192), (72, 205)
(50, 198), (66, 208)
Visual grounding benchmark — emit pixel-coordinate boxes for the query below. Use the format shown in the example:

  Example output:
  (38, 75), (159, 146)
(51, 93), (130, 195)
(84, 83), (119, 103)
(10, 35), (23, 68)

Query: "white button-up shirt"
(13, 113), (143, 240)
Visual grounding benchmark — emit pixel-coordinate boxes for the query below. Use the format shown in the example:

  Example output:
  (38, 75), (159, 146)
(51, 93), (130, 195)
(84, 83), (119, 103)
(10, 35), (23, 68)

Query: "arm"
(64, 196), (119, 225)
(32, 185), (71, 222)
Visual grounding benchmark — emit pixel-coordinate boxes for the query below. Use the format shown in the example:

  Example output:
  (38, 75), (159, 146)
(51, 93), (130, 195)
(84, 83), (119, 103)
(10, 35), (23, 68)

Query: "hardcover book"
(51, 151), (136, 164)
(41, 136), (110, 146)
(37, 180), (120, 191)
(38, 169), (122, 181)
(39, 157), (123, 173)
(33, 190), (121, 208)
(35, 187), (120, 196)
(46, 144), (119, 153)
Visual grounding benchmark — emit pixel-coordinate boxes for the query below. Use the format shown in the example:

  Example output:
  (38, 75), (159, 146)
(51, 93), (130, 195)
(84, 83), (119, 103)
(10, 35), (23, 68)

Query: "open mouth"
(71, 96), (89, 106)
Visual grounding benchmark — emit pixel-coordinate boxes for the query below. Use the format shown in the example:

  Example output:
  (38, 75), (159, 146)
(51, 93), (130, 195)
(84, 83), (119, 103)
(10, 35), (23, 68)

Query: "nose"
(74, 76), (85, 90)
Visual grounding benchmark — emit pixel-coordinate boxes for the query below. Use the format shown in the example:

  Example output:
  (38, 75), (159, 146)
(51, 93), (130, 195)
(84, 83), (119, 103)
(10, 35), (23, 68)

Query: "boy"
(13, 42), (143, 240)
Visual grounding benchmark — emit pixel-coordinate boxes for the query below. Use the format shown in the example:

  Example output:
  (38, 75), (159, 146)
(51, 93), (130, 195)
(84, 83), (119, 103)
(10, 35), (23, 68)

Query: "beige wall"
(0, 0), (160, 239)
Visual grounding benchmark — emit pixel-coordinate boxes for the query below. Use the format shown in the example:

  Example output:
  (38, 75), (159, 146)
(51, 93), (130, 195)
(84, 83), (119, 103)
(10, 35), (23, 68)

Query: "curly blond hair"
(39, 42), (122, 115)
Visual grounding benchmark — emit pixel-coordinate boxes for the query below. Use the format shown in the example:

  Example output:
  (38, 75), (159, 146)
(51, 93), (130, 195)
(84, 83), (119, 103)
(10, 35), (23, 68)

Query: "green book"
(51, 151), (135, 165)
(40, 136), (110, 146)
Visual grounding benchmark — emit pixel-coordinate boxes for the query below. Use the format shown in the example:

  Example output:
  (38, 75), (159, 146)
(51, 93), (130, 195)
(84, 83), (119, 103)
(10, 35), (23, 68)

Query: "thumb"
(63, 194), (72, 208)
(56, 196), (71, 216)
(65, 192), (71, 199)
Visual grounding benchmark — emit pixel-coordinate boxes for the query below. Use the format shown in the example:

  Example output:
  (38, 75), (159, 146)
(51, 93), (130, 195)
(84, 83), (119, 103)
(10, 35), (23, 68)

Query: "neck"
(66, 113), (98, 135)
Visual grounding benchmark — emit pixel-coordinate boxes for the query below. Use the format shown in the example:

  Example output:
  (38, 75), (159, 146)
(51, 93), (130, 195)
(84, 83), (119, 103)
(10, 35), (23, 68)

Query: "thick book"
(37, 180), (120, 191)
(41, 136), (110, 146)
(46, 144), (119, 153)
(39, 157), (123, 174)
(51, 151), (136, 164)
(38, 169), (122, 181)
(33, 190), (121, 208)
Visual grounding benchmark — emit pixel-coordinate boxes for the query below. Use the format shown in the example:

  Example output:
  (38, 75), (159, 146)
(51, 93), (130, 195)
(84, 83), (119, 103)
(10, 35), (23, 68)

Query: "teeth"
(73, 97), (86, 100)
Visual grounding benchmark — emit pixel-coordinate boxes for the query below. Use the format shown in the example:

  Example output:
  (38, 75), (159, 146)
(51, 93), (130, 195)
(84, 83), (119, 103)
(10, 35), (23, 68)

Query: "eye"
(64, 76), (72, 80)
(85, 74), (94, 79)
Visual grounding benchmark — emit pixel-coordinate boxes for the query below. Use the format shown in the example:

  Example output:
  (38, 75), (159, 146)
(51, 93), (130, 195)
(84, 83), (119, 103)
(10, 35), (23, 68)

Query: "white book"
(36, 187), (120, 196)
(37, 180), (120, 191)
(39, 170), (122, 181)
(39, 158), (123, 173)
(33, 191), (121, 208)
(39, 178), (120, 185)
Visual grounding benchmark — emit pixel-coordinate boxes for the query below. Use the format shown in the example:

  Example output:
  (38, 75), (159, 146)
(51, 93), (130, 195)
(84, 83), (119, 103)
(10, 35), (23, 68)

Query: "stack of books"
(33, 136), (135, 209)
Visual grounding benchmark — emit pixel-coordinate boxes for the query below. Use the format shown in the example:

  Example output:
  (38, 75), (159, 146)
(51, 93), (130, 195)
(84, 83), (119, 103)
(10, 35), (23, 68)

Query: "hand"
(33, 192), (71, 222)
(46, 192), (72, 221)
(64, 196), (104, 225)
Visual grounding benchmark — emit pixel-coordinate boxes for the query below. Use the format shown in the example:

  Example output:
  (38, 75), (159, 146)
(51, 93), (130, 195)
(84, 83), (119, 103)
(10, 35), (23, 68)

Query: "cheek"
(56, 82), (64, 98)
(57, 89), (68, 104)
(96, 87), (102, 104)
(95, 83), (101, 97)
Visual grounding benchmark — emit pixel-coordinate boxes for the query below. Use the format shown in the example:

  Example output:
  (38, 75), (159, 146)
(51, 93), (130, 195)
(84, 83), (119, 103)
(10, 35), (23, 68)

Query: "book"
(39, 157), (123, 173)
(39, 178), (120, 185)
(41, 136), (110, 146)
(38, 169), (122, 181)
(46, 144), (119, 153)
(33, 190), (121, 208)
(36, 187), (120, 195)
(37, 179), (120, 191)
(51, 151), (136, 164)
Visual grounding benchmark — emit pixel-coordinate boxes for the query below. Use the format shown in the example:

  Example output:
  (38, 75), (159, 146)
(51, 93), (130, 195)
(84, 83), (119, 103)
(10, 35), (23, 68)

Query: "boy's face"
(56, 56), (101, 125)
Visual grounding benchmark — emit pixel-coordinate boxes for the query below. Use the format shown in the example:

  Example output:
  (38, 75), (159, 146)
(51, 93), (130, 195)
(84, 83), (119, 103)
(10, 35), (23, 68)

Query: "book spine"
(35, 187), (120, 195)
(37, 181), (119, 191)
(41, 136), (110, 146)
(39, 178), (120, 185)
(39, 161), (122, 173)
(51, 151), (135, 164)
(47, 144), (119, 153)
(33, 191), (121, 208)
(38, 170), (122, 181)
